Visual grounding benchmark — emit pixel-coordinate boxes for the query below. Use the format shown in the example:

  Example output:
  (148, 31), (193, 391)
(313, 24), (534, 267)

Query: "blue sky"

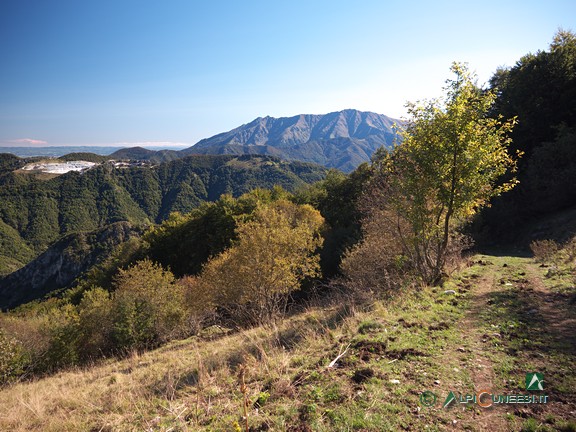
(0, 0), (574, 147)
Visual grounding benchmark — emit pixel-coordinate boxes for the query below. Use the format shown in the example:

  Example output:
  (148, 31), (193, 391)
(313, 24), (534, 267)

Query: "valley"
(0, 27), (574, 432)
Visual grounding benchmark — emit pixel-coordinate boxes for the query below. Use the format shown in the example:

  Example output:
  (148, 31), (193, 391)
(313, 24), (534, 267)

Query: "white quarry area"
(22, 161), (97, 174)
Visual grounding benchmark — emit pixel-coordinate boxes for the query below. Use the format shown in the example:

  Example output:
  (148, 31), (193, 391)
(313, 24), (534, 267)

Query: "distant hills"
(2, 110), (399, 172)
(108, 147), (182, 163)
(0, 154), (326, 281)
(0, 145), (188, 158)
(104, 110), (400, 172)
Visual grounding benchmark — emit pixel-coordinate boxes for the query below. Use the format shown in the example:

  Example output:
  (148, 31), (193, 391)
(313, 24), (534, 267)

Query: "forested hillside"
(0, 154), (326, 275)
(480, 30), (576, 239)
(0, 222), (141, 309)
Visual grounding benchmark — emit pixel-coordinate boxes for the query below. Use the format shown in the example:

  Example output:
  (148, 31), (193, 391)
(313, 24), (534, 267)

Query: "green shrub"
(111, 259), (188, 351)
(0, 328), (29, 384)
(41, 304), (81, 371)
(77, 287), (113, 359)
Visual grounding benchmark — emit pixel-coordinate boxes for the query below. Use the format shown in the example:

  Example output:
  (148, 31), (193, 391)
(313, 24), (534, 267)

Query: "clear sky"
(0, 0), (574, 147)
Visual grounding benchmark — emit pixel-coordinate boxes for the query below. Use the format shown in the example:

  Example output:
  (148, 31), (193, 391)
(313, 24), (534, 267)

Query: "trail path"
(437, 254), (576, 431)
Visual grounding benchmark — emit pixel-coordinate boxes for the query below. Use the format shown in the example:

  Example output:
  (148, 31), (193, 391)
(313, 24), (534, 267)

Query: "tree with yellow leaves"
(194, 200), (324, 325)
(368, 63), (519, 284)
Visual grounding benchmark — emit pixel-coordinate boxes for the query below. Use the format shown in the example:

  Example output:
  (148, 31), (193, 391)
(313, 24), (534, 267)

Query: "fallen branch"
(327, 343), (351, 368)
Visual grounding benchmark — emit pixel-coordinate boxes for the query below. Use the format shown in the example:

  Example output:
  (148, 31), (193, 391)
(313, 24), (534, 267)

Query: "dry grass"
(3, 254), (573, 431)
(0, 303), (360, 431)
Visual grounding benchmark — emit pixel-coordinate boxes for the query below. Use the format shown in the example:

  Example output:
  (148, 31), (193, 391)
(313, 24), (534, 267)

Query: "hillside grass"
(0, 253), (574, 431)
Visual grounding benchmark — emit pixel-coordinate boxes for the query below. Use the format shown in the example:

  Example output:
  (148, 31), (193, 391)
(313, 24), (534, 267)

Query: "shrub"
(0, 328), (28, 384)
(530, 239), (559, 263)
(111, 259), (188, 351)
(197, 200), (324, 326)
(178, 275), (217, 333)
(0, 302), (82, 374)
(77, 287), (113, 359)
(41, 304), (81, 371)
(340, 229), (407, 302)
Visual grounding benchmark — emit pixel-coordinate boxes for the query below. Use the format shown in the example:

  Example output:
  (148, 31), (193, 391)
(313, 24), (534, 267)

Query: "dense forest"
(480, 30), (576, 238)
(0, 31), (575, 386)
(0, 154), (326, 276)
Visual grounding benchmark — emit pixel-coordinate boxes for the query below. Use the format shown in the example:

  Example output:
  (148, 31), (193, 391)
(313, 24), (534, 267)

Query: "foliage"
(0, 219), (34, 275)
(490, 30), (576, 161)
(524, 126), (576, 213)
(0, 155), (326, 274)
(0, 328), (27, 384)
(294, 165), (371, 277)
(75, 236), (145, 295)
(196, 200), (324, 325)
(0, 300), (80, 375)
(57, 152), (109, 163)
(0, 153), (25, 172)
(0, 222), (141, 310)
(145, 198), (239, 277)
(41, 304), (81, 371)
(484, 30), (576, 234)
(145, 187), (292, 277)
(339, 214), (410, 301)
(110, 259), (188, 350)
(76, 287), (113, 359)
(177, 275), (216, 331)
(367, 63), (517, 283)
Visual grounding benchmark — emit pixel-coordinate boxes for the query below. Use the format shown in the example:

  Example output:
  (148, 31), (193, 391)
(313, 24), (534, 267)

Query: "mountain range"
(2, 110), (398, 172)
(180, 109), (399, 172)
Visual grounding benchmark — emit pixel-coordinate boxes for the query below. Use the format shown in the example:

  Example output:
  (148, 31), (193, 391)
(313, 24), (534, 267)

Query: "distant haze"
(0, 146), (188, 158)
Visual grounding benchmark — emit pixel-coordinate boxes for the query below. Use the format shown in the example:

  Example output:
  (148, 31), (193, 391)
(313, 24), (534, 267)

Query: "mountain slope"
(0, 154), (327, 275)
(1, 252), (573, 430)
(108, 146), (182, 163)
(181, 109), (399, 172)
(0, 222), (141, 310)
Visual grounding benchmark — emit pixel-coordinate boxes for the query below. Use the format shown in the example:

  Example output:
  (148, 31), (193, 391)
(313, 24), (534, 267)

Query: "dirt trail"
(439, 255), (576, 431)
(447, 263), (509, 431)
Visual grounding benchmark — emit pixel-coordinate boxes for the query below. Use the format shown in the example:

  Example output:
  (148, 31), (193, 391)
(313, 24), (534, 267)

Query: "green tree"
(490, 30), (576, 161)
(196, 200), (324, 325)
(294, 165), (371, 277)
(369, 63), (518, 284)
(483, 30), (576, 229)
(111, 259), (187, 350)
(145, 187), (294, 277)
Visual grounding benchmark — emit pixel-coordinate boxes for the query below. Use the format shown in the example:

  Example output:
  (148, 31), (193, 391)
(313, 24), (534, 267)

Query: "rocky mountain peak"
(181, 109), (399, 171)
